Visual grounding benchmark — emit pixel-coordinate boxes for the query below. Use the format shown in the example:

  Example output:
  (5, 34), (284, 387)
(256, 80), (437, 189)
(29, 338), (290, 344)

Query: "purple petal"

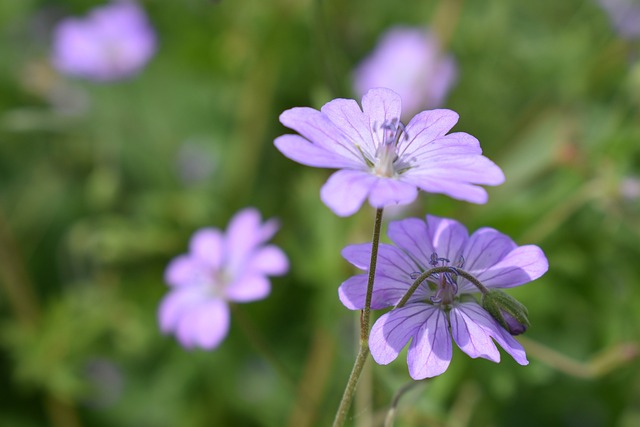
(164, 255), (209, 288)
(406, 306), (452, 379)
(369, 304), (436, 365)
(225, 274), (271, 302)
(398, 109), (459, 158)
(401, 132), (482, 162)
(402, 174), (492, 204)
(450, 302), (528, 365)
(474, 245), (549, 290)
(175, 299), (230, 350)
(189, 228), (224, 270)
(320, 98), (376, 157)
(342, 243), (419, 278)
(361, 88), (402, 142)
(409, 149), (505, 186)
(246, 245), (289, 276)
(274, 134), (360, 169)
(225, 208), (276, 276)
(279, 107), (362, 163)
(368, 177), (419, 208)
(320, 169), (375, 216)
(158, 287), (205, 332)
(387, 215), (468, 269)
(338, 272), (420, 310)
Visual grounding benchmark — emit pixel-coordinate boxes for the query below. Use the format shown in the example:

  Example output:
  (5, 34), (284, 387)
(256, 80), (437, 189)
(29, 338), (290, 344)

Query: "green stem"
(333, 208), (384, 427)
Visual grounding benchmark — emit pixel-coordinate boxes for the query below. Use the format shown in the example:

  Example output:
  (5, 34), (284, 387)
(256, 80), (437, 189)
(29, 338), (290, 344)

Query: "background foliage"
(1, 0), (639, 426)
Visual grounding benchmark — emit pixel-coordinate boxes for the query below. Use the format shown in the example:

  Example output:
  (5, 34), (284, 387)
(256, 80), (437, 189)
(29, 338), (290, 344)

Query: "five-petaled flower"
(274, 88), (504, 217)
(158, 208), (289, 350)
(353, 27), (458, 119)
(339, 215), (548, 379)
(51, 1), (156, 82)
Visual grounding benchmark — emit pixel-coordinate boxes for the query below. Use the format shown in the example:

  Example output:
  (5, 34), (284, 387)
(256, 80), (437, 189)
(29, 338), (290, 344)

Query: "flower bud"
(481, 290), (530, 336)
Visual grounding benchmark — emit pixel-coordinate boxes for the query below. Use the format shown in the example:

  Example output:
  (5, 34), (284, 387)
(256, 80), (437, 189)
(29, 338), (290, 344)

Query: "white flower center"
(372, 119), (408, 178)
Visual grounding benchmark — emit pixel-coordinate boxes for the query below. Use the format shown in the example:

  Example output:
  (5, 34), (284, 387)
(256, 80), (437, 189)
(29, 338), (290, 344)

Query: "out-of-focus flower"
(339, 215), (548, 379)
(353, 27), (457, 118)
(597, 0), (640, 39)
(158, 208), (289, 350)
(51, 1), (156, 81)
(275, 88), (504, 217)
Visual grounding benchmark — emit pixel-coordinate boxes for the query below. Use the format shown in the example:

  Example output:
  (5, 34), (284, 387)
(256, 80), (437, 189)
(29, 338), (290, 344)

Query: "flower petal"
(189, 228), (224, 269)
(274, 134), (359, 169)
(398, 109), (459, 157)
(361, 88), (402, 143)
(369, 304), (435, 365)
(320, 98), (376, 157)
(402, 174), (492, 204)
(247, 245), (289, 276)
(279, 107), (362, 162)
(342, 243), (419, 278)
(387, 215), (468, 269)
(450, 302), (528, 365)
(338, 272), (418, 310)
(158, 287), (205, 332)
(406, 306), (452, 379)
(225, 274), (271, 302)
(475, 245), (549, 289)
(368, 177), (419, 208)
(225, 208), (277, 276)
(320, 169), (375, 216)
(175, 299), (230, 350)
(164, 255), (209, 288)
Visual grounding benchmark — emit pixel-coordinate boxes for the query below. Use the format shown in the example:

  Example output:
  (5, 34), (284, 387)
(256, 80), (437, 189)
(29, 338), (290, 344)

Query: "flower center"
(372, 119), (408, 177)
(428, 252), (465, 306)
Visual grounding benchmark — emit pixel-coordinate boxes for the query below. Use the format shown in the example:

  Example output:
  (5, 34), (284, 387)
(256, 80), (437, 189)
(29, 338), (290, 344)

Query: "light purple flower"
(274, 88), (504, 217)
(339, 215), (548, 379)
(597, 0), (640, 39)
(353, 27), (457, 119)
(51, 1), (156, 81)
(158, 208), (289, 350)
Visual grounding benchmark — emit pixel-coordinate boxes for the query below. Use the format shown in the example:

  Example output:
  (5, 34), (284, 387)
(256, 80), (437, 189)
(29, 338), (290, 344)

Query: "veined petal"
(450, 302), (528, 365)
(274, 135), (360, 169)
(279, 107), (362, 162)
(189, 228), (224, 269)
(409, 153), (505, 186)
(401, 132), (482, 161)
(460, 227), (517, 290)
(474, 245), (548, 289)
(320, 169), (375, 216)
(361, 88), (402, 144)
(321, 98), (376, 156)
(402, 175), (491, 204)
(225, 274), (271, 302)
(398, 109), (459, 157)
(368, 177), (419, 208)
(338, 273), (412, 310)
(175, 299), (230, 350)
(370, 304), (434, 365)
(342, 243), (420, 279)
(406, 306), (452, 379)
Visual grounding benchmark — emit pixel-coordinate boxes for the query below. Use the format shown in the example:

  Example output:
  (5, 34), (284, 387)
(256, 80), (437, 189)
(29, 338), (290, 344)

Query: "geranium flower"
(597, 0), (640, 40)
(274, 88), (504, 217)
(158, 208), (289, 350)
(51, 1), (156, 81)
(353, 27), (457, 118)
(339, 215), (548, 379)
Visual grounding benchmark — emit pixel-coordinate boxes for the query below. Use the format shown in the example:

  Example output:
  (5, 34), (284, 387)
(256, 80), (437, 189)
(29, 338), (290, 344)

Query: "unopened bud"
(481, 290), (530, 336)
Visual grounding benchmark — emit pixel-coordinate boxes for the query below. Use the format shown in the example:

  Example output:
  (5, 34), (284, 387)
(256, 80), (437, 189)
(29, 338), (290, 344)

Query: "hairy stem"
(333, 208), (384, 427)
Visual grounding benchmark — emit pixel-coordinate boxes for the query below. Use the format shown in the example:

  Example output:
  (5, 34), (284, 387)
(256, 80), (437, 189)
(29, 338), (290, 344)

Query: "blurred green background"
(1, 0), (640, 426)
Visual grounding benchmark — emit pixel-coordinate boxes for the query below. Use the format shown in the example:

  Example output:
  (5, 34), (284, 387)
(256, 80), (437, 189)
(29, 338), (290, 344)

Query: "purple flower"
(339, 215), (548, 379)
(51, 1), (156, 81)
(158, 208), (289, 350)
(274, 88), (504, 217)
(597, 0), (640, 39)
(353, 27), (457, 119)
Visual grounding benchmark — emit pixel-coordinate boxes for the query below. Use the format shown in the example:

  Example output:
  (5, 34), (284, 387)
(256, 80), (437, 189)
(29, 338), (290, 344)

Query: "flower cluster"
(158, 208), (288, 350)
(51, 1), (156, 82)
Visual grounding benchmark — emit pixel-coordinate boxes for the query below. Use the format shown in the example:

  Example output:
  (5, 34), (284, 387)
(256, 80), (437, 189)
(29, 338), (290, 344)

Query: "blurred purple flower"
(275, 88), (504, 217)
(353, 27), (457, 118)
(339, 215), (548, 379)
(51, 1), (156, 81)
(598, 0), (640, 39)
(159, 208), (289, 350)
